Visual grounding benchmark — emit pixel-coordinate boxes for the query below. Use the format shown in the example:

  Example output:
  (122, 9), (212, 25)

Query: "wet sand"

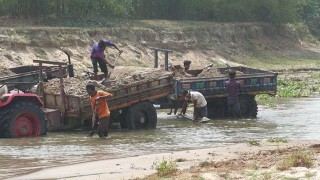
(10, 140), (320, 180)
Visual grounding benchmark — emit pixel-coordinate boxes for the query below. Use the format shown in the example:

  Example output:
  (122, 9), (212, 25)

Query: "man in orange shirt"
(86, 83), (113, 138)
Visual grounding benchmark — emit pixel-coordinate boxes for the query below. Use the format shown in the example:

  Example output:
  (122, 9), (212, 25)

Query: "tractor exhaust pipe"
(63, 51), (74, 77)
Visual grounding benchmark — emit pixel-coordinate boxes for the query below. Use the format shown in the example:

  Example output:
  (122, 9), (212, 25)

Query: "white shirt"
(188, 91), (207, 108)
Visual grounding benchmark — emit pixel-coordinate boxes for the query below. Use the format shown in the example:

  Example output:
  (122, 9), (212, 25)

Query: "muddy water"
(1, 97), (320, 179)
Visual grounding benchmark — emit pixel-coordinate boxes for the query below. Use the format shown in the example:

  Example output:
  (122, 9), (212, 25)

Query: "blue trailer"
(167, 66), (277, 118)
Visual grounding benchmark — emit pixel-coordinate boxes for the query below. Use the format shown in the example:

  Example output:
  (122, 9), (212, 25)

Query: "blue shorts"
(91, 57), (108, 74)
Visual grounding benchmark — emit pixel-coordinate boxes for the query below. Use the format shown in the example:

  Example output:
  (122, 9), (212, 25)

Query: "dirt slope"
(0, 20), (319, 75)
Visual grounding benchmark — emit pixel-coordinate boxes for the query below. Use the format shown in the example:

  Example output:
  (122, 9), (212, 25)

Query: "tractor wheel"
(239, 95), (258, 118)
(125, 102), (157, 130)
(0, 101), (47, 138)
(207, 98), (227, 119)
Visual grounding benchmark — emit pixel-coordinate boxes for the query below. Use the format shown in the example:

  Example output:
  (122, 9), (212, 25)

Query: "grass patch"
(260, 171), (272, 180)
(277, 149), (314, 171)
(267, 137), (288, 143)
(152, 159), (178, 177)
(249, 163), (260, 170)
(33, 47), (48, 60)
(277, 79), (311, 97)
(199, 160), (211, 167)
(248, 140), (260, 146)
(305, 171), (316, 178)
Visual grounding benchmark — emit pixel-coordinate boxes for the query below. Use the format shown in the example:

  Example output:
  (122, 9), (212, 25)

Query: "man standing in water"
(180, 90), (208, 122)
(90, 39), (123, 80)
(226, 70), (242, 118)
(86, 83), (113, 138)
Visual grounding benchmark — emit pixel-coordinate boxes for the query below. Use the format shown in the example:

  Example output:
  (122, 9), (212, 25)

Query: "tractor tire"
(0, 101), (47, 138)
(239, 95), (258, 118)
(207, 98), (227, 119)
(125, 101), (157, 130)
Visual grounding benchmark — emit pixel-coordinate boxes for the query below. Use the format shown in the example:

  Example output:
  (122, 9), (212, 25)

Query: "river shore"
(10, 140), (320, 180)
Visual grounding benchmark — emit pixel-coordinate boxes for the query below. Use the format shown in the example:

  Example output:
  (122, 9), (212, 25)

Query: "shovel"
(88, 99), (98, 137)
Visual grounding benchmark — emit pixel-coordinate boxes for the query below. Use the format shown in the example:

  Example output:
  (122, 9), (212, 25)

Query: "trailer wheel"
(126, 102), (157, 129)
(207, 98), (227, 118)
(0, 101), (47, 138)
(239, 95), (258, 118)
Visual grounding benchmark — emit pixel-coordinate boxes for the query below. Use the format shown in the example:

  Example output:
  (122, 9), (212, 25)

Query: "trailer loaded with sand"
(1, 57), (278, 135)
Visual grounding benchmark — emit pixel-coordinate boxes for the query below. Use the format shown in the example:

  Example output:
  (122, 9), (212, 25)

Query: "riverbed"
(1, 97), (320, 179)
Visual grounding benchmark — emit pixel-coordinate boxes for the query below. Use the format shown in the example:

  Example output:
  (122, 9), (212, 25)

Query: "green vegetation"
(152, 159), (178, 177)
(277, 149), (314, 171)
(33, 47), (48, 60)
(199, 160), (211, 167)
(249, 163), (260, 170)
(267, 137), (288, 143)
(260, 171), (272, 180)
(277, 79), (311, 97)
(257, 72), (320, 107)
(0, 0), (319, 32)
(248, 140), (260, 146)
(305, 171), (316, 178)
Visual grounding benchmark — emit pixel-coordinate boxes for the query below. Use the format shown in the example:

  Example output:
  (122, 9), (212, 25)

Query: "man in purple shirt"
(226, 70), (241, 118)
(90, 39), (122, 80)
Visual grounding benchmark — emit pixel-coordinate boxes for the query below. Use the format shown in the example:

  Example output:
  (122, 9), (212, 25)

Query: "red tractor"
(0, 85), (47, 138)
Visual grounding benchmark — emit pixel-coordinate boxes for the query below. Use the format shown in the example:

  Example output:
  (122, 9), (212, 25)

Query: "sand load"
(104, 66), (173, 88)
(168, 65), (193, 78)
(42, 66), (173, 96)
(197, 65), (244, 78)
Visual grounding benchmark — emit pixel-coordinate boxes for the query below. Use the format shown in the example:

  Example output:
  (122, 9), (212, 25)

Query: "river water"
(1, 97), (320, 179)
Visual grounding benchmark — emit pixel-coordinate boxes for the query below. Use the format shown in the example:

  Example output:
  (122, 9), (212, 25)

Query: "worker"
(226, 70), (241, 118)
(86, 82), (113, 138)
(183, 60), (191, 71)
(90, 39), (123, 80)
(180, 90), (207, 122)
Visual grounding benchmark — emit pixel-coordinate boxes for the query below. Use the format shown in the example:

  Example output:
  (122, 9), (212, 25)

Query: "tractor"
(0, 85), (47, 138)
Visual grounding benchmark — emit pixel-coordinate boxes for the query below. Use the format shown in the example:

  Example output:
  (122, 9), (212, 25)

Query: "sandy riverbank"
(9, 140), (320, 180)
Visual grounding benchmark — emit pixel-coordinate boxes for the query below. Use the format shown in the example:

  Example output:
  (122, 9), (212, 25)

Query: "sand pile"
(197, 66), (223, 77)
(197, 66), (244, 78)
(106, 66), (173, 88)
(43, 77), (109, 96)
(168, 65), (192, 78)
(43, 66), (173, 96)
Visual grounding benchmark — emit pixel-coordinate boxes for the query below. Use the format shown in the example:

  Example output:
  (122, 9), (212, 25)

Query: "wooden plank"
(33, 60), (67, 65)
